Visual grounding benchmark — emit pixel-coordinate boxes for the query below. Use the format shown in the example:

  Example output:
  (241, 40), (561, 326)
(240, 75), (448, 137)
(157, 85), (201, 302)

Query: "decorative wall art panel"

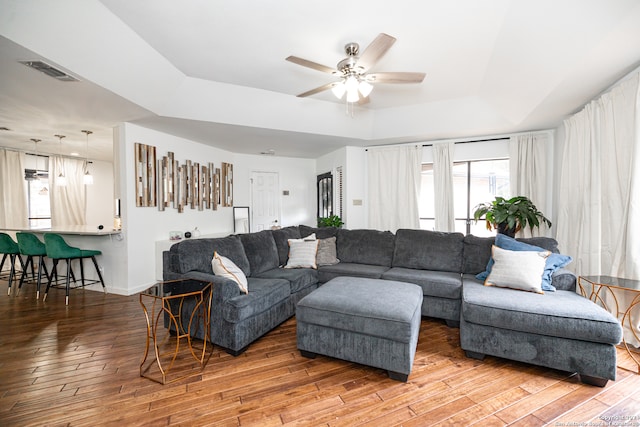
(222, 162), (233, 207)
(134, 143), (157, 207)
(134, 144), (232, 212)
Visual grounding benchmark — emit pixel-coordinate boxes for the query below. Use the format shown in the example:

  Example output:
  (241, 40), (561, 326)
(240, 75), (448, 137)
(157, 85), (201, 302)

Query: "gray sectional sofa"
(163, 225), (622, 386)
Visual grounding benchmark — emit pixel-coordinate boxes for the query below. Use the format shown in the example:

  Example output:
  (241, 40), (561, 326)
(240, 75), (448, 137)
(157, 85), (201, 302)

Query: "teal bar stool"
(0, 233), (25, 295)
(16, 232), (51, 299)
(43, 233), (106, 305)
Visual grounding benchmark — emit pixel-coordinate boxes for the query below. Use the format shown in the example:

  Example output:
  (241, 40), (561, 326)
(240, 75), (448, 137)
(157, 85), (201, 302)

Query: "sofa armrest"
(182, 271), (242, 301)
(551, 267), (576, 292)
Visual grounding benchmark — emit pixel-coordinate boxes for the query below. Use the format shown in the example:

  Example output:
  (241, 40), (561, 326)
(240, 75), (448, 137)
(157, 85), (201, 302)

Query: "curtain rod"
(365, 137), (510, 151)
(422, 137), (509, 148)
(365, 129), (554, 151)
(24, 151), (92, 163)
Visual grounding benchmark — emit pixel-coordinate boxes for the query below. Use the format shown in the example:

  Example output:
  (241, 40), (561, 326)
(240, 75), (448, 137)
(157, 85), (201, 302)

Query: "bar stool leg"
(65, 258), (72, 306)
(35, 256), (46, 300)
(7, 254), (16, 295)
(91, 256), (107, 294)
(17, 255), (33, 295)
(43, 259), (59, 302)
(38, 256), (50, 300)
(79, 258), (85, 287)
(29, 258), (36, 281)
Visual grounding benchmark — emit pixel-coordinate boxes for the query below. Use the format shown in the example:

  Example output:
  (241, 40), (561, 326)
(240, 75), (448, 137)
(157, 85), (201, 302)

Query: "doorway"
(317, 172), (333, 218)
(250, 171), (280, 231)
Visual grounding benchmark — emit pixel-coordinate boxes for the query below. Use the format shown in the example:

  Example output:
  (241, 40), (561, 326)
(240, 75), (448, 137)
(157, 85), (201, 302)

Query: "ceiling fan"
(286, 33), (425, 105)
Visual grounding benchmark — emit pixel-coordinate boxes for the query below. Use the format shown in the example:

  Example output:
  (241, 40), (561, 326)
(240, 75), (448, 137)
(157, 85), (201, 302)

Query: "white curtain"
(0, 149), (29, 229)
(557, 73), (639, 278)
(556, 72), (640, 346)
(368, 145), (422, 232)
(49, 156), (87, 226)
(432, 142), (455, 231)
(509, 132), (550, 237)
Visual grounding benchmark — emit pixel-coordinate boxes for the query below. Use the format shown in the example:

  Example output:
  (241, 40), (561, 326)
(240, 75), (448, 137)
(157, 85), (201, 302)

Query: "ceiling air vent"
(19, 60), (79, 82)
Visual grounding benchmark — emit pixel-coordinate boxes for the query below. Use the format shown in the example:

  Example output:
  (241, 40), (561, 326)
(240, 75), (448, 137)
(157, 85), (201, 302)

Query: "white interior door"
(250, 171), (280, 231)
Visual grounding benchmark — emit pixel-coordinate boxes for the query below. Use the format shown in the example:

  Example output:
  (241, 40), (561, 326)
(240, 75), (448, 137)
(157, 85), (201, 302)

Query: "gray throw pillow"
(316, 237), (340, 266)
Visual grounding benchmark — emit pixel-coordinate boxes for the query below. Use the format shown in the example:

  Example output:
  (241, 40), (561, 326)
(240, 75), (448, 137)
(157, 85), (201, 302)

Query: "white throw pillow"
(285, 239), (319, 269)
(288, 233), (316, 243)
(211, 251), (248, 294)
(484, 245), (549, 294)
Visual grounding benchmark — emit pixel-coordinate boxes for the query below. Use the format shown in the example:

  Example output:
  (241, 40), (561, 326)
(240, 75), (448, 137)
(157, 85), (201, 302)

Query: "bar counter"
(2, 225), (121, 236)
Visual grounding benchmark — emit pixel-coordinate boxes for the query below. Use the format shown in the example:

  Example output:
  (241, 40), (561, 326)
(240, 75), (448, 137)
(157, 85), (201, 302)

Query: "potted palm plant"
(472, 196), (551, 237)
(317, 215), (344, 228)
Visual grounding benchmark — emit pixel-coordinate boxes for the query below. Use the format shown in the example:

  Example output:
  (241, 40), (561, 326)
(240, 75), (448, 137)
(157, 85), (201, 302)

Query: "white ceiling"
(1, 0), (640, 161)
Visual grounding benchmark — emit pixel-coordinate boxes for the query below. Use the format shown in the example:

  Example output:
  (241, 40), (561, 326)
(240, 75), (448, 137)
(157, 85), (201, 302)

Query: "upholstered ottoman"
(296, 276), (423, 382)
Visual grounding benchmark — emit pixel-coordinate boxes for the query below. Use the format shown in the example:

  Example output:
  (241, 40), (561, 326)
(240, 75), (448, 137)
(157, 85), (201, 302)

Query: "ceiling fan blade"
(367, 72), (426, 84)
(286, 56), (337, 74)
(356, 33), (396, 72)
(296, 82), (339, 98)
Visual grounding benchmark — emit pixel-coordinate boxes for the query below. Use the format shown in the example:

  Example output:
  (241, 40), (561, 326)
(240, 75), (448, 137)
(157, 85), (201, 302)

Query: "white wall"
(233, 153), (316, 228)
(85, 159), (114, 227)
(114, 123), (317, 294)
(116, 123), (235, 294)
(344, 147), (367, 229)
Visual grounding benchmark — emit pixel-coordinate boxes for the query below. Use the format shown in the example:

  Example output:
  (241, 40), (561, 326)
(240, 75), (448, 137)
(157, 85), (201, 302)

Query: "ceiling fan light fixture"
(345, 76), (361, 103)
(331, 82), (346, 99)
(344, 75), (359, 92)
(358, 80), (373, 98)
(346, 88), (360, 103)
(287, 33), (423, 112)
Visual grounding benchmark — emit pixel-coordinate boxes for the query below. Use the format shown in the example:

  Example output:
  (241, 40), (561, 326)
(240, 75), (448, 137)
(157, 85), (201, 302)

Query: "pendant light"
(54, 134), (67, 186)
(81, 130), (93, 185)
(30, 138), (48, 195)
(26, 138), (41, 181)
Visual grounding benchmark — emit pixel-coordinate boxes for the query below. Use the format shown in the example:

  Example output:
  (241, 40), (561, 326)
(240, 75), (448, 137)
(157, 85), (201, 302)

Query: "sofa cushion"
(551, 268), (577, 292)
(518, 237), (559, 253)
(462, 279), (622, 345)
(170, 235), (250, 276)
(336, 229), (395, 266)
(299, 225), (339, 239)
(393, 229), (464, 273)
(271, 226), (301, 266)
(222, 277), (290, 323)
(462, 234), (494, 275)
(239, 230), (280, 276)
(317, 263), (390, 283)
(255, 267), (318, 293)
(381, 268), (462, 300)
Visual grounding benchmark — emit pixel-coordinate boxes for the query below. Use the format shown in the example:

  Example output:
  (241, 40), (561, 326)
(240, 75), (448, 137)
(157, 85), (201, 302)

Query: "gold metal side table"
(578, 275), (640, 373)
(139, 278), (213, 384)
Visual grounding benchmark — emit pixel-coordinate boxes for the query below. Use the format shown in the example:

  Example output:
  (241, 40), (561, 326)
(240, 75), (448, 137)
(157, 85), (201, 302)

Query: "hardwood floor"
(1, 279), (640, 426)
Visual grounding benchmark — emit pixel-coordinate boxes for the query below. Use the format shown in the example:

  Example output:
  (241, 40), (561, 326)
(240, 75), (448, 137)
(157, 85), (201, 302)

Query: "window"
(419, 159), (510, 235)
(25, 169), (51, 229)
